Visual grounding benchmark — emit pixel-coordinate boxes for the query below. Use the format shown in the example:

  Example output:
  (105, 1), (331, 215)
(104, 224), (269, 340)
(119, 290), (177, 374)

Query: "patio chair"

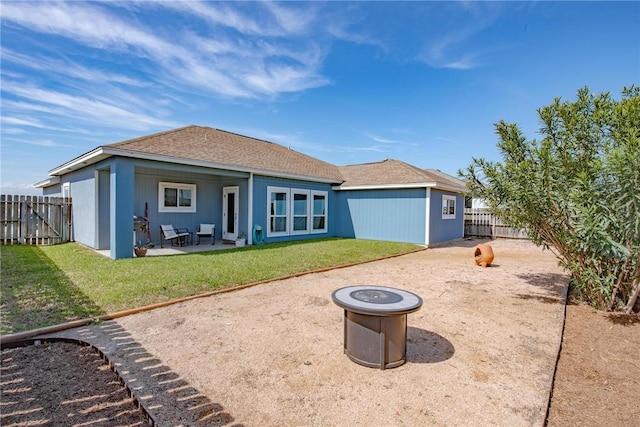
(196, 223), (215, 245)
(160, 224), (191, 247)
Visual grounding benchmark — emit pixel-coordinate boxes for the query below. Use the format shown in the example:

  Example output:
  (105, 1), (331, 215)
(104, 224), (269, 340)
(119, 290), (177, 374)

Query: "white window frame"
(267, 186), (289, 237)
(291, 189), (310, 235)
(159, 182), (196, 213)
(62, 182), (70, 198)
(310, 190), (328, 234)
(442, 194), (456, 219)
(266, 187), (329, 237)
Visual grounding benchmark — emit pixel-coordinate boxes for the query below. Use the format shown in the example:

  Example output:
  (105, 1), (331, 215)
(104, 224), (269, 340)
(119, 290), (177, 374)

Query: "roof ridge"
(339, 159), (391, 168)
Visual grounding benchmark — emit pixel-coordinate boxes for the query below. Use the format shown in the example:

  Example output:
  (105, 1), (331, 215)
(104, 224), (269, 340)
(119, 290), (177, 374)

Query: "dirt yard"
(2, 239), (639, 426)
(546, 304), (640, 426)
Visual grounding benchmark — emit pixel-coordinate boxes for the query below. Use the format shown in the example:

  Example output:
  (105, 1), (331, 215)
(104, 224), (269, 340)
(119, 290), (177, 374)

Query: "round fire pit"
(331, 285), (423, 369)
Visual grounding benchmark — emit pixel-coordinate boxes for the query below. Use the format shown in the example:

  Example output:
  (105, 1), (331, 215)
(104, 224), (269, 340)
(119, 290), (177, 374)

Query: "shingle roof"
(42, 125), (467, 193)
(423, 168), (467, 189)
(107, 125), (343, 182)
(337, 159), (466, 191)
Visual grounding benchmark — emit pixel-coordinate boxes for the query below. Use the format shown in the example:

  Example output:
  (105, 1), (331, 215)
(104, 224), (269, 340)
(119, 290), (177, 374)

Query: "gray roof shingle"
(337, 159), (466, 191)
(107, 125), (343, 182)
(43, 126), (467, 194)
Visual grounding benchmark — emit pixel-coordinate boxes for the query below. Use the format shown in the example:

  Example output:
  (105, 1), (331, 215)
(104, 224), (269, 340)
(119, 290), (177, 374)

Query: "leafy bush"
(460, 86), (640, 312)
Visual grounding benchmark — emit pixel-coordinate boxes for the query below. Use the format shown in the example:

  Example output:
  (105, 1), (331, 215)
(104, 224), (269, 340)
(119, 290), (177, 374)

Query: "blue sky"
(1, 1), (638, 194)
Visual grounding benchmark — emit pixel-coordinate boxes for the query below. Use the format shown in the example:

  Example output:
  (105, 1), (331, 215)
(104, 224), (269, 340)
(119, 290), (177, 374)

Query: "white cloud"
(364, 133), (404, 144)
(0, 182), (42, 195)
(2, 80), (176, 131)
(417, 2), (505, 70)
(1, 117), (45, 127)
(1, 2), (173, 56)
(1, 48), (148, 87)
(262, 2), (318, 35)
(1, 1), (332, 100)
(154, 0), (276, 36)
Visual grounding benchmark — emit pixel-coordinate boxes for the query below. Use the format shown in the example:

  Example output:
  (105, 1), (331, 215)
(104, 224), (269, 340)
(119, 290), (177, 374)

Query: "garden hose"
(253, 224), (265, 245)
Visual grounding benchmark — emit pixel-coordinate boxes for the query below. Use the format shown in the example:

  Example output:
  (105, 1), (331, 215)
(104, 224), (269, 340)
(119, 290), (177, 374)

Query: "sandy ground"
(46, 238), (569, 426)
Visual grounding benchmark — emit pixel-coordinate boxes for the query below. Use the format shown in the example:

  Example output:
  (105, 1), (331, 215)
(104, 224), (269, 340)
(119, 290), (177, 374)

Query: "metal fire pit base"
(344, 310), (407, 369)
(332, 285), (423, 370)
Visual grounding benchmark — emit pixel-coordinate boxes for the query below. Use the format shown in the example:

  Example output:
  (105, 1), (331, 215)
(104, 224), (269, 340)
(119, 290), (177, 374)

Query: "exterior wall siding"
(97, 169), (110, 250)
(252, 175), (336, 243)
(63, 167), (97, 248)
(134, 166), (235, 246)
(428, 189), (465, 245)
(56, 157), (252, 258)
(334, 188), (427, 244)
(40, 154), (465, 256)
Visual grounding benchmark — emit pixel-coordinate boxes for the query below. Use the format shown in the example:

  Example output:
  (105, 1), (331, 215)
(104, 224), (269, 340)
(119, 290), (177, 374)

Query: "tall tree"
(460, 86), (640, 312)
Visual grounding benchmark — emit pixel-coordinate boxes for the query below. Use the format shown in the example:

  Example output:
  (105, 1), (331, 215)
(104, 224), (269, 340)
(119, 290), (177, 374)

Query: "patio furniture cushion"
(196, 223), (215, 245)
(160, 224), (191, 247)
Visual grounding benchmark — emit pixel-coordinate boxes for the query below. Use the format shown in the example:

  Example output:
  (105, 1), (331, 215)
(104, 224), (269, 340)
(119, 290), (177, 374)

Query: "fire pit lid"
(332, 285), (423, 315)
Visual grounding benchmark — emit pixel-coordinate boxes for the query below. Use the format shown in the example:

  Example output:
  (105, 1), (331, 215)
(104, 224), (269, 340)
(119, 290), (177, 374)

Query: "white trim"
(266, 187), (329, 237)
(310, 190), (328, 234)
(34, 176), (61, 188)
(158, 182), (196, 213)
(291, 189), (310, 235)
(442, 194), (456, 220)
(267, 186), (289, 237)
(425, 188), (431, 245)
(62, 182), (70, 198)
(222, 186), (240, 240)
(333, 182), (466, 193)
(48, 147), (109, 175)
(94, 170), (99, 249)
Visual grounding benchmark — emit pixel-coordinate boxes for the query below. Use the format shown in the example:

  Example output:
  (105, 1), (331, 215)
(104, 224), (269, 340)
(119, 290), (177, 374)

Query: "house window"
(311, 192), (327, 233)
(442, 195), (456, 219)
(62, 183), (70, 198)
(267, 187), (328, 237)
(268, 187), (288, 236)
(159, 182), (196, 213)
(292, 190), (309, 234)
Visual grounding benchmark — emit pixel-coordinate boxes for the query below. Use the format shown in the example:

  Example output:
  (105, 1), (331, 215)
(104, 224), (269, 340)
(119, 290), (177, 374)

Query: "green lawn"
(1, 238), (421, 334)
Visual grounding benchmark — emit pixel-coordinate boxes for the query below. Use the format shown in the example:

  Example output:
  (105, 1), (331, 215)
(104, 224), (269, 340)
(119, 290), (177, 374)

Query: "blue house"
(36, 126), (466, 259)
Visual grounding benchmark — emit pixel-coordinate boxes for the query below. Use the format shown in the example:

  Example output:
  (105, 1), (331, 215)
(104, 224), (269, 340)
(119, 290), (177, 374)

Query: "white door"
(222, 186), (239, 240)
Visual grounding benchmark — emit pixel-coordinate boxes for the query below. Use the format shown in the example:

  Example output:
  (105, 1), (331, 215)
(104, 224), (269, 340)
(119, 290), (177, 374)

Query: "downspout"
(425, 187), (431, 245)
(247, 172), (253, 245)
(94, 170), (100, 249)
(460, 194), (465, 239)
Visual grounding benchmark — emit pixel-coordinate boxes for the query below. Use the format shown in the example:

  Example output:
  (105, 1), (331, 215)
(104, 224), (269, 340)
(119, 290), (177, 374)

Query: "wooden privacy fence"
(464, 208), (528, 239)
(1, 195), (72, 245)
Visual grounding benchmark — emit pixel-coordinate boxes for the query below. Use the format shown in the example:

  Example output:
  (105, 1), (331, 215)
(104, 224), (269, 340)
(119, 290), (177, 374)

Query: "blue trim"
(110, 159), (135, 259)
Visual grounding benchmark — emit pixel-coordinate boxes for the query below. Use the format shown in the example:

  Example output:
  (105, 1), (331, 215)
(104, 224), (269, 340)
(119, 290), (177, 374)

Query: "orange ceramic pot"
(134, 247), (148, 257)
(474, 243), (494, 268)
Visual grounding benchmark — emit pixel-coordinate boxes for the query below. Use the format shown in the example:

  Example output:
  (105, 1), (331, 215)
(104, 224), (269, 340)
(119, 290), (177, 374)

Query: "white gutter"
(332, 182), (467, 193)
(34, 176), (61, 188)
(48, 147), (108, 175)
